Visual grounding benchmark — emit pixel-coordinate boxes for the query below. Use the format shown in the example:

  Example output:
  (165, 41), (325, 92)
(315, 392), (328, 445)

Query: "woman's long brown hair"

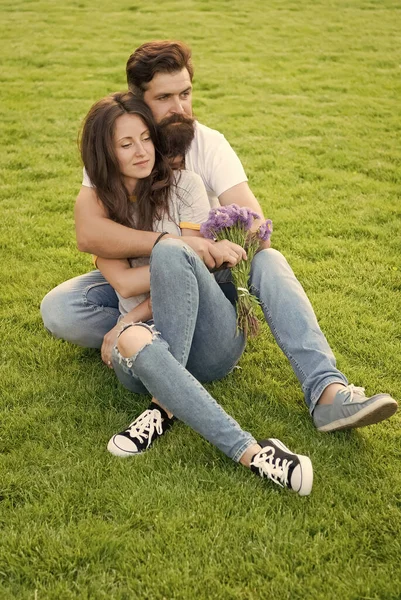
(80, 92), (174, 230)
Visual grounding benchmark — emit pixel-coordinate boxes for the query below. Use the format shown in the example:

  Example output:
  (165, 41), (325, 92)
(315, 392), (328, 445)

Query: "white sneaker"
(250, 438), (313, 496)
(107, 403), (175, 457)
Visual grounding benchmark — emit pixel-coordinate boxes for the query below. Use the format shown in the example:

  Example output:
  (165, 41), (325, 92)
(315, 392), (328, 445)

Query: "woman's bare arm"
(96, 256), (150, 300)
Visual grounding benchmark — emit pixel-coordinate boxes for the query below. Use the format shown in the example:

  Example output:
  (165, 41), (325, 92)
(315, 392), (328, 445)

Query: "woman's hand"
(101, 323), (121, 368)
(101, 298), (154, 368)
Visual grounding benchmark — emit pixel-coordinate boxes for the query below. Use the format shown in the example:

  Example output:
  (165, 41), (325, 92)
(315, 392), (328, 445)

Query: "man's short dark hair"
(126, 40), (194, 96)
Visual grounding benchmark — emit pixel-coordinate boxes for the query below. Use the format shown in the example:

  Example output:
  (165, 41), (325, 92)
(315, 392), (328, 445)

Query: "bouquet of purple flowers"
(200, 204), (273, 337)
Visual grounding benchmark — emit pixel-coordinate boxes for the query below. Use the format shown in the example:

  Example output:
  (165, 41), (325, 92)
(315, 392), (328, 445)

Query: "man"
(41, 40), (397, 433)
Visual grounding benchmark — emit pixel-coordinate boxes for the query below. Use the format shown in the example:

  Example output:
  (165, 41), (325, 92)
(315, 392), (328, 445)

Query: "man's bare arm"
(219, 182), (271, 249)
(74, 186), (161, 258)
(74, 185), (247, 266)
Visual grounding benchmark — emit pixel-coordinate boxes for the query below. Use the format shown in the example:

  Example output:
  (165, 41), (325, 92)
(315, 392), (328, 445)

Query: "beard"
(157, 113), (196, 161)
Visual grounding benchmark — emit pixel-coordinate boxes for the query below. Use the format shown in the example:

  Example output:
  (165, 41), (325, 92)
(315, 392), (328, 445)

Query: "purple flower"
(200, 222), (216, 239)
(214, 210), (235, 229)
(200, 205), (238, 238)
(199, 204), (273, 338)
(257, 219), (273, 241)
(236, 207), (260, 230)
(201, 204), (262, 238)
(224, 204), (241, 217)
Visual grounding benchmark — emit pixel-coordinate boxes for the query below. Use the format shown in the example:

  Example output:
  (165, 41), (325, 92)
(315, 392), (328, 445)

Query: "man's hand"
(210, 239), (247, 268)
(219, 182), (272, 251)
(258, 239), (271, 251)
(101, 323), (120, 368)
(184, 237), (246, 270)
(249, 218), (272, 251)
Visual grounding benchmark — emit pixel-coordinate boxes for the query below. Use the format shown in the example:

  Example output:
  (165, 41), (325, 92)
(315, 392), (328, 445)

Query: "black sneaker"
(250, 438), (313, 496)
(107, 402), (175, 457)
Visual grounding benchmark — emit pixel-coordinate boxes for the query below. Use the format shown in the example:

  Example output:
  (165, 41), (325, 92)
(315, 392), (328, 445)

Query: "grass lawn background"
(1, 0), (401, 598)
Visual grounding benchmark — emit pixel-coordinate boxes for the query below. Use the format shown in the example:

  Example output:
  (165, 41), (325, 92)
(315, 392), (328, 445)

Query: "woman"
(80, 92), (313, 496)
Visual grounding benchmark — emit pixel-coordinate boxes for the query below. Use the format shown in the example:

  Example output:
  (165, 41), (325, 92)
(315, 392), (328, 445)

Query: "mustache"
(158, 113), (195, 129)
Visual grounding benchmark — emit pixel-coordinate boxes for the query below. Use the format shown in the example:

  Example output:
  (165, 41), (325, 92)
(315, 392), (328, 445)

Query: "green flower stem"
(216, 229), (261, 337)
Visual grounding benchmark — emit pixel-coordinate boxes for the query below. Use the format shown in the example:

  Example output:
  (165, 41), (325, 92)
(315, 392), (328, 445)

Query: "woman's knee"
(117, 324), (154, 358)
(151, 237), (190, 265)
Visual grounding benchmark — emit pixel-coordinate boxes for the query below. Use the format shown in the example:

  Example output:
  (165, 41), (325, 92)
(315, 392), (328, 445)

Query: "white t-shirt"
(185, 122), (248, 206)
(100, 170), (211, 316)
(82, 121), (248, 207)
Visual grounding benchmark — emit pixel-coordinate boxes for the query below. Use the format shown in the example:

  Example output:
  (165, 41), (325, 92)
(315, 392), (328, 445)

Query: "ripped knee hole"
(117, 323), (157, 358)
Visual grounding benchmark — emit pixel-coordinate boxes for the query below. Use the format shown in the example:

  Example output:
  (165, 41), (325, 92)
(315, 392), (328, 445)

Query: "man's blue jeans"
(41, 245), (347, 414)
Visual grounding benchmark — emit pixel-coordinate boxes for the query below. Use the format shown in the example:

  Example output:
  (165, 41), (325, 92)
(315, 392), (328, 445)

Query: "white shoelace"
(342, 384), (365, 402)
(252, 447), (292, 488)
(126, 409), (164, 449)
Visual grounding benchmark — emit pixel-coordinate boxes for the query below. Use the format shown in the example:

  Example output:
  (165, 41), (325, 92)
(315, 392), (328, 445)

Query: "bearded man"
(41, 41), (397, 433)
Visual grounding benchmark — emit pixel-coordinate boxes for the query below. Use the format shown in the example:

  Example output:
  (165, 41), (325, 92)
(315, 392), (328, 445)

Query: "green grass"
(1, 0), (401, 598)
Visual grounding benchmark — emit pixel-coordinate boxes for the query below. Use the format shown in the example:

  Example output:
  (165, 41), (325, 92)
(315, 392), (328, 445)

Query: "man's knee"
(252, 248), (289, 274)
(40, 288), (63, 337)
(256, 247), (285, 263)
(40, 285), (83, 344)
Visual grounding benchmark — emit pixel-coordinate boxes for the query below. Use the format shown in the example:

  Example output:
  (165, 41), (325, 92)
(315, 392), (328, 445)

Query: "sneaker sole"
(269, 439), (313, 496)
(316, 397), (398, 433)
